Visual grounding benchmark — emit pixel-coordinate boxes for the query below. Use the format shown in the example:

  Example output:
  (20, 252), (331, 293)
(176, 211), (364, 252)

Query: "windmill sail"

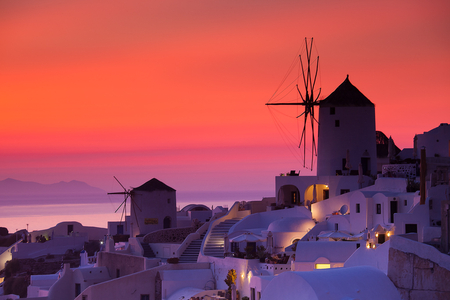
(108, 176), (142, 233)
(266, 37), (321, 170)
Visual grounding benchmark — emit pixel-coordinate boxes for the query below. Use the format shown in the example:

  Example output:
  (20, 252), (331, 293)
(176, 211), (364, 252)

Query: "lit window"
(315, 263), (330, 269)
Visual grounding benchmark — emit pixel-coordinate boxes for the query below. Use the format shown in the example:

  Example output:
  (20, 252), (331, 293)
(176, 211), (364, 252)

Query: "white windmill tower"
(316, 75), (377, 177)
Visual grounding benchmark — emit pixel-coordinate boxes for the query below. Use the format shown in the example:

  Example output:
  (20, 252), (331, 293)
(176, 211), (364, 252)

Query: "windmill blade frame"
(266, 37), (321, 170)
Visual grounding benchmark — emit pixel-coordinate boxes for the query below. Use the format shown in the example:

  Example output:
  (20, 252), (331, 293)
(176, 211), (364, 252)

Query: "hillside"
(0, 178), (105, 196)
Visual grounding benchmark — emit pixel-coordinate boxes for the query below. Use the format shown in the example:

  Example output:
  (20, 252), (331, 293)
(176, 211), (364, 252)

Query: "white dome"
(268, 217), (315, 233)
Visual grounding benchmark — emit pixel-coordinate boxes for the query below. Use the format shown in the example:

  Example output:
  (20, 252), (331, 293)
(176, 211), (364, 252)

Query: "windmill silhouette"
(108, 176), (142, 235)
(266, 37), (321, 170)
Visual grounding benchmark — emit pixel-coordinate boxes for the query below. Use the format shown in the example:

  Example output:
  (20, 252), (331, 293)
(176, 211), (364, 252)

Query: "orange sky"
(1, 0), (449, 196)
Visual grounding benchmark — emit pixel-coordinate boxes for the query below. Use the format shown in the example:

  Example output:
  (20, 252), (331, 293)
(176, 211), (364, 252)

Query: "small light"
(375, 233), (378, 238)
(372, 244), (376, 249)
(387, 232), (391, 237)
(366, 244), (370, 249)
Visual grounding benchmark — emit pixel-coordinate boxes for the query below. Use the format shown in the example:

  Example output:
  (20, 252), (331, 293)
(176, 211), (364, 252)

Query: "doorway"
(390, 201), (398, 223)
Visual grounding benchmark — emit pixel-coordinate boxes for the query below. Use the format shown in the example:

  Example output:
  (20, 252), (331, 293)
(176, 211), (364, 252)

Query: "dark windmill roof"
(133, 178), (176, 192)
(320, 75), (374, 107)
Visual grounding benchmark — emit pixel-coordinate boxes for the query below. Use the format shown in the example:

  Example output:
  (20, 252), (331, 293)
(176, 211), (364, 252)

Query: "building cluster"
(1, 76), (450, 300)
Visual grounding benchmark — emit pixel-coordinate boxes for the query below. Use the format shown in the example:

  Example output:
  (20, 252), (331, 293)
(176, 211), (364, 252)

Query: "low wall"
(97, 251), (160, 279)
(12, 236), (87, 259)
(387, 236), (450, 300)
(142, 226), (196, 243)
(75, 262), (210, 300)
(148, 243), (179, 258)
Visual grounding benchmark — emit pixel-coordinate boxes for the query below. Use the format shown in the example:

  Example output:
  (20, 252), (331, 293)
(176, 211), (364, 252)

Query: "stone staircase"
(178, 233), (206, 263)
(141, 243), (155, 258)
(203, 218), (241, 258)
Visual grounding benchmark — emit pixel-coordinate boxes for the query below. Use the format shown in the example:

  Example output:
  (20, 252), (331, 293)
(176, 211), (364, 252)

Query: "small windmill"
(266, 37), (321, 170)
(108, 176), (142, 235)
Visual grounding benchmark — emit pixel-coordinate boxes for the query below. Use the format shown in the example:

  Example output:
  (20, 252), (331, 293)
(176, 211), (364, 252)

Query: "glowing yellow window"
(315, 263), (331, 269)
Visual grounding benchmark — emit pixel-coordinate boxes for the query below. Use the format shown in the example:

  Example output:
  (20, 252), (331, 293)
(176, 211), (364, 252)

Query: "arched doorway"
(163, 216), (171, 229)
(277, 185), (301, 207)
(304, 184), (329, 205)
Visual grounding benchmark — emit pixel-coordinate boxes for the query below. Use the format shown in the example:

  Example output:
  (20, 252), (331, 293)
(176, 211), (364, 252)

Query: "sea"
(0, 190), (273, 233)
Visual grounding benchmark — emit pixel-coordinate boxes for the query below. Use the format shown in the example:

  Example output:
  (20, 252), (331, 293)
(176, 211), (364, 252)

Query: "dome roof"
(180, 204), (211, 212)
(268, 217), (315, 232)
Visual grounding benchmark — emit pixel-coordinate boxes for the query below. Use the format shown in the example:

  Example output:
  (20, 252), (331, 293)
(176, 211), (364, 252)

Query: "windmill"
(107, 176), (142, 236)
(266, 37), (321, 170)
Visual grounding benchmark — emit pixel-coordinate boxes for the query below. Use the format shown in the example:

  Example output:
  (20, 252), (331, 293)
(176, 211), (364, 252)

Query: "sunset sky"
(1, 0), (449, 200)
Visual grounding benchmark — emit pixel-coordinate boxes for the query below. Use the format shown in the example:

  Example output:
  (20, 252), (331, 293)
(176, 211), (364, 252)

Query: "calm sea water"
(0, 190), (272, 233)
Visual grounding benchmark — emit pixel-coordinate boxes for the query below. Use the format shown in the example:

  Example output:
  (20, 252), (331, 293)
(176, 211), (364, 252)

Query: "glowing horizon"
(1, 0), (449, 193)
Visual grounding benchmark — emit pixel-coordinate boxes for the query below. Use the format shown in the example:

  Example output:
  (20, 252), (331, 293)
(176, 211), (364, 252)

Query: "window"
(330, 107), (335, 115)
(291, 191), (298, 204)
(231, 242), (239, 253)
(405, 224), (417, 233)
(117, 224), (124, 235)
(429, 199), (433, 210)
(75, 284), (81, 297)
(167, 198), (170, 204)
(315, 263), (330, 269)
(334, 223), (339, 231)
(335, 120), (340, 127)
(68, 224), (74, 236)
(251, 288), (256, 300)
(140, 295), (150, 300)
(116, 269), (120, 278)
(82, 296), (87, 300)
(404, 199), (407, 206)
(356, 243), (360, 248)
(340, 189), (350, 195)
(356, 203), (360, 213)
(376, 204), (381, 214)
(323, 189), (329, 200)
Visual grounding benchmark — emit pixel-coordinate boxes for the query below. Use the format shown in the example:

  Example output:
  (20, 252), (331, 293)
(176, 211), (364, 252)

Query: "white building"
(129, 178), (177, 237)
(317, 75), (377, 177)
(415, 123), (450, 158)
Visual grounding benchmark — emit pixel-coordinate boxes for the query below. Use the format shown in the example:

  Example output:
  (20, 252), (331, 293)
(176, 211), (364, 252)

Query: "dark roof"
(320, 75), (374, 107)
(133, 178), (176, 192)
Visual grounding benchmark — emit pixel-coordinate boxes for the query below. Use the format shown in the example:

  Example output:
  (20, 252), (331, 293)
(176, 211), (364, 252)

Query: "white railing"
(382, 164), (416, 178)
(174, 222), (210, 257)
(200, 202), (250, 258)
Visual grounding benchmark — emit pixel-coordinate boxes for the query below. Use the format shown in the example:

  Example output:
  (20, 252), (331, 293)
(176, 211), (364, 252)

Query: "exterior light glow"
(387, 232), (391, 237)
(372, 244), (376, 249)
(375, 233), (378, 237)
(366, 244), (370, 249)
(315, 263), (330, 269)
